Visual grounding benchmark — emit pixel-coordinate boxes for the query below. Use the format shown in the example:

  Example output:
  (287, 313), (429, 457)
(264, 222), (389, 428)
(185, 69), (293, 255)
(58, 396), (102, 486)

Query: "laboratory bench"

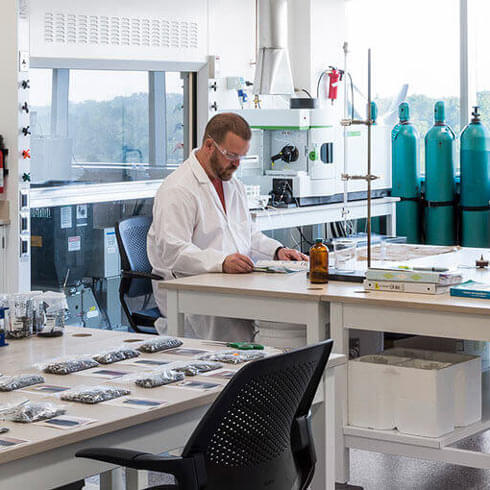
(0, 326), (344, 490)
(161, 246), (490, 486)
(329, 247), (490, 483)
(251, 196), (398, 233)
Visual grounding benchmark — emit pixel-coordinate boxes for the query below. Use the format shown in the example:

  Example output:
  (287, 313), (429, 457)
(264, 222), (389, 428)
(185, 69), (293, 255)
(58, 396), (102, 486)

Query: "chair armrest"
(291, 412), (317, 489)
(134, 453), (206, 489)
(291, 413), (314, 452)
(121, 270), (163, 281)
(76, 448), (206, 489)
(76, 448), (150, 468)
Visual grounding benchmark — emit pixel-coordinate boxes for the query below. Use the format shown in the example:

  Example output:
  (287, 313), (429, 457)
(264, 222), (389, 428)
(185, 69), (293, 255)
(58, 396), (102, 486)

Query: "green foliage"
(32, 92), (184, 165)
(477, 91), (490, 120)
(377, 93), (460, 137)
(32, 89), (490, 174)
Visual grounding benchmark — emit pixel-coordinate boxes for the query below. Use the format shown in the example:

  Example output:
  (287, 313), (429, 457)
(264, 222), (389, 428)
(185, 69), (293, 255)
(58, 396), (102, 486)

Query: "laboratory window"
(469, 0), (490, 111)
(30, 69), (185, 186)
(346, 0), (460, 169)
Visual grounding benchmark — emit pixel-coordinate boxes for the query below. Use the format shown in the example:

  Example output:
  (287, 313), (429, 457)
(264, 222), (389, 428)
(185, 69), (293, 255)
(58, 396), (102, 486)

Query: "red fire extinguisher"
(0, 135), (7, 194)
(327, 68), (343, 104)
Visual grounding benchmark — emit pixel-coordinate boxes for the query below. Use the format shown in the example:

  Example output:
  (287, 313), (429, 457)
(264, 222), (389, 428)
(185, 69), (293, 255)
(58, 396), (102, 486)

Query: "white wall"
(289, 0), (346, 114)
(0, 0), (31, 292)
(208, 0), (257, 80)
(208, 0), (348, 115)
(289, 0), (312, 94)
(310, 0), (346, 91)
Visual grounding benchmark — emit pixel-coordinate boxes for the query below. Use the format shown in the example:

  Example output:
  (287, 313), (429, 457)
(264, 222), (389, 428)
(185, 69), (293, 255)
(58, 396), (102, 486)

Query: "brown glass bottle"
(309, 238), (329, 283)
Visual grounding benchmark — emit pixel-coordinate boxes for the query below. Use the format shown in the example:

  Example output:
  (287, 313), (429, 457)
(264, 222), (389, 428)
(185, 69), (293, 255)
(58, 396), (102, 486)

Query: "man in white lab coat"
(148, 113), (306, 341)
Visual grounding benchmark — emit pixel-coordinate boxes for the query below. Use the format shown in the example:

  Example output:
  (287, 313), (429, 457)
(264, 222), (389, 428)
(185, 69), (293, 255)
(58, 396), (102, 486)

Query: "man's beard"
(210, 149), (236, 181)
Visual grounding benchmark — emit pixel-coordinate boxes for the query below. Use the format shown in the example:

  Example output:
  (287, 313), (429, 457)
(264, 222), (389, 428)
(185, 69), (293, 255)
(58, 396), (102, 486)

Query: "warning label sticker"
(68, 236), (81, 252)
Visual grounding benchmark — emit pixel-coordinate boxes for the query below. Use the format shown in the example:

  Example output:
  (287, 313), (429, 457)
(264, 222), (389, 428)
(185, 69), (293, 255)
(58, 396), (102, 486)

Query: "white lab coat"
(147, 150), (282, 340)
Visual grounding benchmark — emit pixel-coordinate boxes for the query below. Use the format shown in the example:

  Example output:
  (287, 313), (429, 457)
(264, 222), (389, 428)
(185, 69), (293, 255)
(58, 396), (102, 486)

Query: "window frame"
(460, 0), (470, 129)
(30, 58), (197, 188)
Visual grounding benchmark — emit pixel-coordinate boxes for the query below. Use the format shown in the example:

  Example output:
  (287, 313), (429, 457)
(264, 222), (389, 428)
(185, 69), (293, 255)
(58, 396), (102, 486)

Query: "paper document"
(254, 260), (309, 274)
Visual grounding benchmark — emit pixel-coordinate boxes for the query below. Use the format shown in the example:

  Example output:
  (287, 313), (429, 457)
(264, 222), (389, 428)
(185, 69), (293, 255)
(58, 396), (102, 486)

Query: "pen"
(412, 267), (449, 272)
(369, 266), (450, 272)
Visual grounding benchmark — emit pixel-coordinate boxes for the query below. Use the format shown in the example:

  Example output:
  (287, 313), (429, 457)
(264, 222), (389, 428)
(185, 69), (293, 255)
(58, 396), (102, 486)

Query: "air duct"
(253, 0), (294, 95)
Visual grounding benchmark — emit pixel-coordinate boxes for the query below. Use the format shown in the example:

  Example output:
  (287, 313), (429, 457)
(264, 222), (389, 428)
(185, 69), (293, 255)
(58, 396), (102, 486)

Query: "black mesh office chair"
(76, 339), (334, 490)
(115, 216), (162, 334)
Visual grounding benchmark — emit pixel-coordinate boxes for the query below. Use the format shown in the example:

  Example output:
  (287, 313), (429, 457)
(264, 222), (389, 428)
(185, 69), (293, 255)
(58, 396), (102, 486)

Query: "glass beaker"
(333, 238), (357, 273)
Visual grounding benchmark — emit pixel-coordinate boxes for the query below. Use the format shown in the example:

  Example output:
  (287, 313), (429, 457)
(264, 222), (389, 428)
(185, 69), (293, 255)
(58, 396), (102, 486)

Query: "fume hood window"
(69, 70), (149, 168)
(346, 0), (460, 166)
(29, 68), (186, 187)
(165, 72), (185, 165)
(30, 69), (52, 137)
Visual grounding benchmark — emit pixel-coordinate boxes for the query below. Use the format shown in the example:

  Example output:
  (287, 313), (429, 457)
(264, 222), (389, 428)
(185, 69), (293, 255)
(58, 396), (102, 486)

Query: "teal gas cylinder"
(370, 101), (378, 123)
(424, 101), (456, 245)
(460, 106), (490, 247)
(391, 102), (421, 243)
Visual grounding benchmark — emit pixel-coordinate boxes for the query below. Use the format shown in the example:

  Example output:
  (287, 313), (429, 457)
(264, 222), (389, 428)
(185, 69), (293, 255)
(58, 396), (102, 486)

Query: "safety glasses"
(210, 138), (244, 162)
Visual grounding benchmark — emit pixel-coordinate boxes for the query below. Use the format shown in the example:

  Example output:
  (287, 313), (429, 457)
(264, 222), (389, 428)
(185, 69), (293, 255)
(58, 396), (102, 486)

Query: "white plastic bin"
(386, 348), (481, 427)
(394, 358), (454, 437)
(348, 355), (411, 430)
(255, 321), (306, 350)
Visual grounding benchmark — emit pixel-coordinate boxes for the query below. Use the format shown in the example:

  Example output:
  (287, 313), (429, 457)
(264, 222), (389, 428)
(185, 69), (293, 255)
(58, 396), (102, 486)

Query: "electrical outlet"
(19, 191), (28, 210)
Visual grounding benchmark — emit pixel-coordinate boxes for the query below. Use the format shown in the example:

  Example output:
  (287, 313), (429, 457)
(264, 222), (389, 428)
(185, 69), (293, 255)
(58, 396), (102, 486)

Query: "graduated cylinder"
(392, 102), (421, 243)
(424, 101), (456, 245)
(460, 106), (490, 248)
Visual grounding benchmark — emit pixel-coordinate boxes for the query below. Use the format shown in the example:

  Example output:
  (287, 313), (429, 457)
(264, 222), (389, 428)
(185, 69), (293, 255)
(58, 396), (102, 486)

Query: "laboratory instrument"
(235, 108), (391, 208)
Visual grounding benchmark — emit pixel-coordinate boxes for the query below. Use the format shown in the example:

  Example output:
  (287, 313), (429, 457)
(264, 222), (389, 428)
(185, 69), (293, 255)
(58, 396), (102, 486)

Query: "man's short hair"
(202, 113), (251, 145)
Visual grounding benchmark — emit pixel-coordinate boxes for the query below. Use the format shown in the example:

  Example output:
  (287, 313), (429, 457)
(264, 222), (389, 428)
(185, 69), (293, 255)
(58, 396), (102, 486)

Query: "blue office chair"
(76, 339), (334, 490)
(115, 216), (162, 334)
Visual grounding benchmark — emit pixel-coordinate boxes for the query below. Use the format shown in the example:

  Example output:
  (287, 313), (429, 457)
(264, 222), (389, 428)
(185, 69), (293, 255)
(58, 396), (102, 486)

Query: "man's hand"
(277, 248), (309, 261)
(222, 253), (255, 273)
